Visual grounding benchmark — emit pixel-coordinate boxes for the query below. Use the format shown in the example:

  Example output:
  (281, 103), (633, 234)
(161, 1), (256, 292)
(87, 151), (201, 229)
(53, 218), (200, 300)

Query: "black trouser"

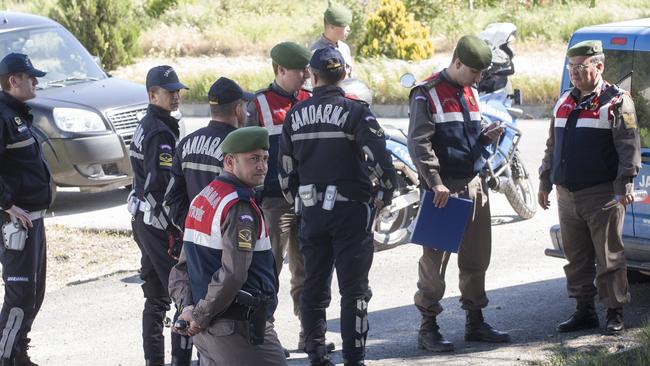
(0, 217), (46, 360)
(299, 202), (374, 363)
(132, 213), (193, 366)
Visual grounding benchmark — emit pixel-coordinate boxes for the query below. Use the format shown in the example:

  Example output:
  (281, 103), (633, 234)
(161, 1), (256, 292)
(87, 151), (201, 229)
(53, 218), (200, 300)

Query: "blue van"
(545, 18), (650, 275)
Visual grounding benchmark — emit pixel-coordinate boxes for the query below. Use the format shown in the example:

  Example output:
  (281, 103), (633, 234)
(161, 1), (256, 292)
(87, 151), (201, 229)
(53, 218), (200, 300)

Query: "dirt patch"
(44, 224), (140, 291)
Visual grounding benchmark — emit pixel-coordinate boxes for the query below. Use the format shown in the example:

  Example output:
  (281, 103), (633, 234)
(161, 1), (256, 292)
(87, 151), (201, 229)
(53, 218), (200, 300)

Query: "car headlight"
(52, 108), (107, 132)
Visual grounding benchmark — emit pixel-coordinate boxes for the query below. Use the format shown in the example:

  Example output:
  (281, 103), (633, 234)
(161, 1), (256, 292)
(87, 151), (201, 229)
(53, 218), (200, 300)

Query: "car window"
(632, 51), (650, 148)
(0, 26), (106, 88)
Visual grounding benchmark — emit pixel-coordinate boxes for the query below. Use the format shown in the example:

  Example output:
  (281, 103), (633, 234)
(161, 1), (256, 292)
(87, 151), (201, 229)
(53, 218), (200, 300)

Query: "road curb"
(181, 103), (553, 119)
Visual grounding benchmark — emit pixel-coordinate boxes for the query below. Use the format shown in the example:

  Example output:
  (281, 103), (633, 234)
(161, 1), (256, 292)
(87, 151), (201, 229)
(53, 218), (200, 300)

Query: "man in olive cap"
(539, 40), (640, 335)
(0, 53), (50, 366)
(169, 127), (288, 365)
(407, 35), (509, 352)
(311, 2), (354, 77)
(128, 65), (194, 366)
(246, 41), (335, 354)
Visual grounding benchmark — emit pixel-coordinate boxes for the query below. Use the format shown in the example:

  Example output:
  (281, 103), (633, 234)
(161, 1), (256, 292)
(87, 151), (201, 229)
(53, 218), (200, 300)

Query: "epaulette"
(344, 93), (369, 107)
(421, 78), (440, 90)
(253, 84), (273, 95)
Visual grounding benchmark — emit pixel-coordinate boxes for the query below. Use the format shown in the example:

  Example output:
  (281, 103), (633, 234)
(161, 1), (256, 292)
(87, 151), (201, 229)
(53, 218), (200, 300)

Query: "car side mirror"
(400, 73), (416, 88)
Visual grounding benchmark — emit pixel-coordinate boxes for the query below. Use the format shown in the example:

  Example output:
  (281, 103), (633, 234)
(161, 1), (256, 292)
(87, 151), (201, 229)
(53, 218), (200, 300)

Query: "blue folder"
(409, 191), (473, 253)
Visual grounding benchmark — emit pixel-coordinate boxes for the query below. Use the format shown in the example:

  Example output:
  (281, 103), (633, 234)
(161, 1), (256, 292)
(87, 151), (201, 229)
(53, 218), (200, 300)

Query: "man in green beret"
(311, 2), (354, 77)
(169, 127), (289, 365)
(539, 40), (640, 335)
(246, 41), (335, 354)
(407, 35), (510, 352)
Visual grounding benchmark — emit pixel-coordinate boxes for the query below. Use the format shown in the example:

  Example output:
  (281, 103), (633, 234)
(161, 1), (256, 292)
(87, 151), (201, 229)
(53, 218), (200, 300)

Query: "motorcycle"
(348, 22), (536, 251)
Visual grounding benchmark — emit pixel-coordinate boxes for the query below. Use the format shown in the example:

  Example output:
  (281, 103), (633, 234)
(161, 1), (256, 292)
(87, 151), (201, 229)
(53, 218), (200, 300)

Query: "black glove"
(167, 228), (183, 260)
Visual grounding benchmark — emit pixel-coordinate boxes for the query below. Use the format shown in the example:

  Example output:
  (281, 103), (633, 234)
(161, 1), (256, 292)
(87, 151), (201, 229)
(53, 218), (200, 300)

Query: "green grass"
(531, 321), (650, 366)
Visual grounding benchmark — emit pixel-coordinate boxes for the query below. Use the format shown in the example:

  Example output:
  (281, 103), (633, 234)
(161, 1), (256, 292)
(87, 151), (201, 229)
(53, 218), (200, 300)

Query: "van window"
(632, 51), (650, 148)
(0, 26), (106, 88)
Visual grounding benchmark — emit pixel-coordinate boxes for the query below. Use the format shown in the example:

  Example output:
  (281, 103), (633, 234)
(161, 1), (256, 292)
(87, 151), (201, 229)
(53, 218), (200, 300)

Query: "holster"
(1, 212), (28, 251)
(218, 290), (269, 345)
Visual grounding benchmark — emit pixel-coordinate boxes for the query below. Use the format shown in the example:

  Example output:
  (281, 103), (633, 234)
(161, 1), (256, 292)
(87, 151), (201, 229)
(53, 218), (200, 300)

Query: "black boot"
(310, 357), (335, 366)
(14, 339), (38, 366)
(465, 310), (511, 343)
(417, 316), (454, 352)
(556, 300), (599, 333)
(605, 307), (624, 334)
(298, 329), (335, 353)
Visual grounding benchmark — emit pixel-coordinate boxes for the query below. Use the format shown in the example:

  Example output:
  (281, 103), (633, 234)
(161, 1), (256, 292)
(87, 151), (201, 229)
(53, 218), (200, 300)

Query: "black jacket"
(278, 85), (396, 205)
(163, 120), (236, 230)
(129, 104), (179, 227)
(0, 91), (51, 211)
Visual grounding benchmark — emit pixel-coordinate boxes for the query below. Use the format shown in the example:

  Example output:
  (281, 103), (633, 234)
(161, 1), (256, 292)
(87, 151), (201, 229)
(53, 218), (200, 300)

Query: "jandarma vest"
(183, 176), (277, 314)
(255, 87), (310, 197)
(418, 72), (485, 179)
(550, 82), (624, 191)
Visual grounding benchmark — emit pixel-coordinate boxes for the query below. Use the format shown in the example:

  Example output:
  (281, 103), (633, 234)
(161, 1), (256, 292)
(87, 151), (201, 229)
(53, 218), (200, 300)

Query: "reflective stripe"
(427, 87), (481, 123)
(0, 308), (24, 358)
(555, 118), (567, 128)
(433, 111), (481, 123)
(290, 131), (354, 142)
(6, 137), (35, 149)
(129, 150), (144, 160)
(553, 90), (573, 116)
(599, 103), (611, 127)
(181, 162), (224, 174)
(576, 118), (611, 129)
(256, 94), (283, 136)
(256, 94), (273, 128)
(28, 210), (46, 220)
(184, 224), (272, 251)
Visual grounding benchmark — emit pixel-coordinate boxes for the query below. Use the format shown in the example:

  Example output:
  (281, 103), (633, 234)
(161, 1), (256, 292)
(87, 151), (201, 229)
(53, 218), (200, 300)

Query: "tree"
(50, 0), (141, 70)
(357, 0), (433, 60)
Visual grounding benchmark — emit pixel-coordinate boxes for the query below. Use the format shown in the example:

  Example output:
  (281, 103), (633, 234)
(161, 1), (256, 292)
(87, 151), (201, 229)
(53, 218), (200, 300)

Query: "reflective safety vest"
(418, 72), (485, 179)
(550, 82), (623, 191)
(183, 176), (277, 310)
(254, 87), (310, 197)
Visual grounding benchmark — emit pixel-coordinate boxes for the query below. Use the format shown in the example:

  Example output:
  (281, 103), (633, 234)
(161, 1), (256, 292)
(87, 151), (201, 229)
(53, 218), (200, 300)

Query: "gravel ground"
(23, 119), (650, 366)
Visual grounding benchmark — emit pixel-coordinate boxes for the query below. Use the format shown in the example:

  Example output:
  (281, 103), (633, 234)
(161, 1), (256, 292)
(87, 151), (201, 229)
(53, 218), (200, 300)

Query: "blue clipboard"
(409, 191), (473, 253)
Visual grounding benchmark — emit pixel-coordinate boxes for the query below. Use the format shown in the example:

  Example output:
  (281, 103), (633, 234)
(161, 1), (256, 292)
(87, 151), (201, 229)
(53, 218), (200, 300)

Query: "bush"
(50, 0), (141, 70)
(357, 0), (433, 61)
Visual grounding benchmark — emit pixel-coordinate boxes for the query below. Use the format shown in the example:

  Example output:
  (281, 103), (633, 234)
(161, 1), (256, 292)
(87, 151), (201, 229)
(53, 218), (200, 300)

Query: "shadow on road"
(289, 278), (650, 364)
(48, 188), (129, 218)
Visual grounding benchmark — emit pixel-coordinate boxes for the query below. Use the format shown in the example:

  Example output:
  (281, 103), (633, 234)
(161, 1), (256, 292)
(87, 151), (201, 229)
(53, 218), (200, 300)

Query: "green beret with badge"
(220, 126), (269, 154)
(324, 3), (352, 27)
(271, 42), (311, 70)
(454, 35), (492, 70)
(567, 40), (603, 58)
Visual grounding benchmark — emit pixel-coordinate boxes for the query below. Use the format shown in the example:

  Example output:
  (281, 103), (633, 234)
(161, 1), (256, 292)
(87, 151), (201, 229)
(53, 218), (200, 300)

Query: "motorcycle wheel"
(503, 152), (536, 220)
(373, 175), (417, 252)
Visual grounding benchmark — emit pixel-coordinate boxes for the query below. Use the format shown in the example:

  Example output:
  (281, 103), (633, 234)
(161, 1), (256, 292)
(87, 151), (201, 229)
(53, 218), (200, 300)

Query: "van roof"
(0, 11), (59, 33)
(575, 18), (650, 35)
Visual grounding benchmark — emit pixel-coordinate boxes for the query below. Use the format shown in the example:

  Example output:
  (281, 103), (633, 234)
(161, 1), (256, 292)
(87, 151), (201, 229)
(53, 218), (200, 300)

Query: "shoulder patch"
(13, 116), (23, 126)
(622, 112), (637, 129)
(159, 152), (173, 167)
(423, 78), (439, 90)
(237, 228), (253, 251)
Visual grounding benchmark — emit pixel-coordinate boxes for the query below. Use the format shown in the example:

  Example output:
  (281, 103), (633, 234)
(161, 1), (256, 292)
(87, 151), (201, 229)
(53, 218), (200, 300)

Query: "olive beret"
(220, 127), (269, 154)
(567, 40), (603, 58)
(454, 35), (492, 70)
(324, 3), (352, 27)
(271, 42), (311, 69)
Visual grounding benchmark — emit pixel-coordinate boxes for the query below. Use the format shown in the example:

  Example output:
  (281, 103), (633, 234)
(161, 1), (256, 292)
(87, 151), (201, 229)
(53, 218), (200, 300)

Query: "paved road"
(32, 118), (650, 365)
